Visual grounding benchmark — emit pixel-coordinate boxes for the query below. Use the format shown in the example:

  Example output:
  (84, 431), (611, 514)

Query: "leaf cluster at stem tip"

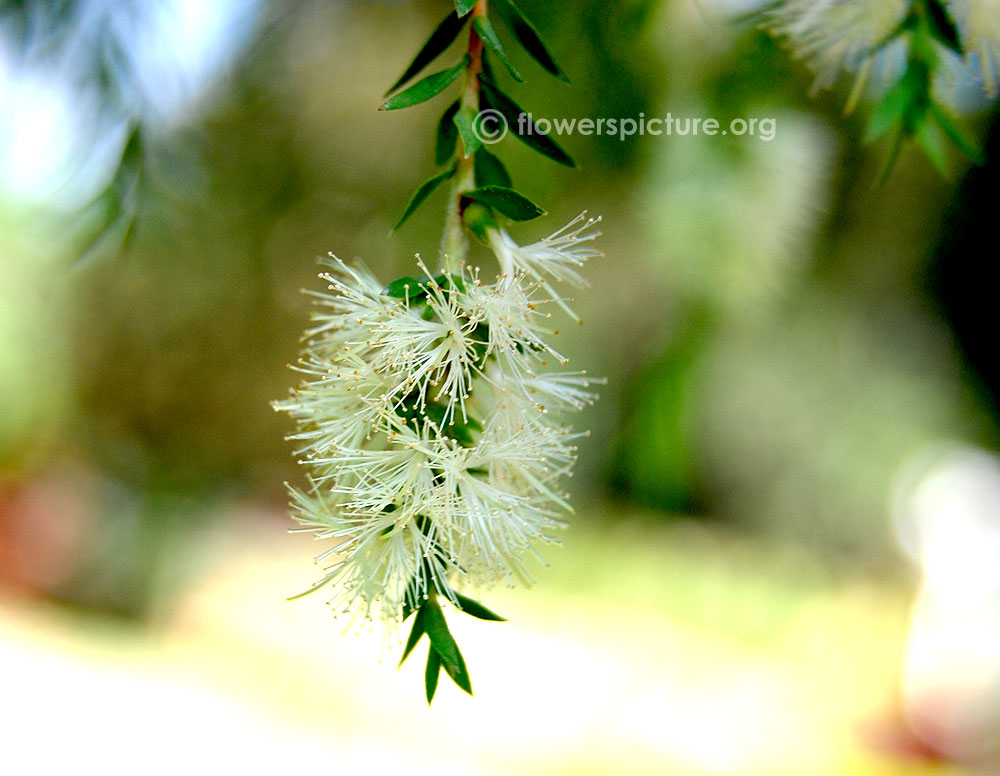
(399, 587), (506, 705)
(376, 1), (581, 703)
(384, 0), (577, 231)
(862, 0), (984, 181)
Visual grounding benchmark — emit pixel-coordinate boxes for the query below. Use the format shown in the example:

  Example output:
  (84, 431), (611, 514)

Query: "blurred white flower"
(275, 217), (601, 622)
(768, 0), (909, 105)
(946, 0), (1000, 93)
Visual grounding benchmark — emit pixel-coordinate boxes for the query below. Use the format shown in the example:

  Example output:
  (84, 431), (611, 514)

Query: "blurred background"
(2, 0), (1000, 772)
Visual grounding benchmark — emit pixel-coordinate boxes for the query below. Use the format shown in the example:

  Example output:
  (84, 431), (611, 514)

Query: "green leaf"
(441, 412), (483, 445)
(422, 403), (448, 430)
(393, 165), (456, 230)
(424, 598), (474, 695)
(436, 100), (461, 165)
(442, 273), (466, 292)
(866, 104), (903, 144)
(399, 606), (426, 666)
(441, 641), (473, 695)
(914, 115), (950, 178)
(467, 185), (545, 221)
(385, 11), (470, 96)
(422, 598), (462, 672)
(74, 181), (132, 264)
(455, 0), (477, 16)
(929, 102), (985, 164)
(472, 16), (523, 82)
(865, 74), (915, 143)
(425, 648), (442, 704)
(385, 276), (422, 298)
(454, 592), (507, 621)
(480, 49), (496, 85)
(454, 105), (482, 157)
(494, 0), (568, 82)
(925, 0), (962, 54)
(380, 56), (469, 111)
(74, 126), (142, 263)
(386, 272), (464, 302)
(480, 82), (576, 167)
(874, 126), (907, 187)
(474, 148), (512, 187)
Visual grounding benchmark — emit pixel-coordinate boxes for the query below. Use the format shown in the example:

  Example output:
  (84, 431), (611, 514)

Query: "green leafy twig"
(864, 0), (983, 181)
(399, 587), (506, 705)
(383, 0), (576, 256)
(374, 0), (583, 702)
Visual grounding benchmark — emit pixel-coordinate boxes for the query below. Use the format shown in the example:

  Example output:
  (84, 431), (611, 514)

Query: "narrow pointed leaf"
(914, 115), (950, 178)
(454, 592), (507, 621)
(455, 0), (476, 16)
(454, 105), (482, 157)
(480, 49), (496, 86)
(399, 607), (426, 666)
(422, 599), (462, 672)
(467, 185), (545, 221)
(425, 648), (441, 704)
(436, 99), (461, 165)
(380, 56), (469, 111)
(385, 11), (469, 96)
(441, 641), (473, 695)
(865, 108), (902, 145)
(865, 77), (912, 143)
(866, 63), (927, 143)
(472, 16), (523, 82)
(73, 183), (122, 259)
(926, 0), (962, 54)
(393, 165), (456, 230)
(874, 126), (907, 187)
(74, 178), (141, 264)
(929, 102), (985, 164)
(494, 0), (568, 82)
(480, 82), (575, 167)
(474, 148), (512, 188)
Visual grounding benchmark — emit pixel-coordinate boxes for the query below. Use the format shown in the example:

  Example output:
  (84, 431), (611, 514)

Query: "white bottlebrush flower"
(768, 0), (909, 104)
(366, 274), (482, 423)
(274, 352), (388, 457)
(286, 480), (447, 618)
(275, 216), (601, 623)
(946, 0), (1000, 94)
(305, 258), (400, 356)
(420, 440), (561, 583)
(487, 212), (602, 321)
(520, 371), (604, 413)
(459, 269), (565, 372)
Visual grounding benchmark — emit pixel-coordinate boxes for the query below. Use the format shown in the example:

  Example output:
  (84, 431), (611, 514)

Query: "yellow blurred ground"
(0, 507), (978, 776)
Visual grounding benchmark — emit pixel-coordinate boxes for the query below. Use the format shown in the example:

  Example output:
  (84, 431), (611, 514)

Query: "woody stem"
(440, 0), (487, 274)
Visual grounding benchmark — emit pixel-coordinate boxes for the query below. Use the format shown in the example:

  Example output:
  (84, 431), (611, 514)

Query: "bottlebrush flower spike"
(277, 0), (598, 703)
(768, 0), (909, 101)
(275, 224), (601, 623)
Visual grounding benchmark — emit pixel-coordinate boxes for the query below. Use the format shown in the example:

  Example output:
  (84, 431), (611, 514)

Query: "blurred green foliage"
(1, 0), (998, 618)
